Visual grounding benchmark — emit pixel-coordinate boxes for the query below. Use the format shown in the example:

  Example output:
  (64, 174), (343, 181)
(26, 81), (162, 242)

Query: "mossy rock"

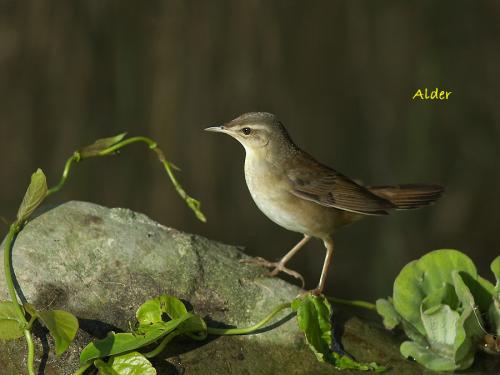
(0, 201), (498, 374)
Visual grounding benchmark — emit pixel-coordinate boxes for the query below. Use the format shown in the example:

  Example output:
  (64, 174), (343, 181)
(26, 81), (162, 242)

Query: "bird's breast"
(244, 155), (350, 237)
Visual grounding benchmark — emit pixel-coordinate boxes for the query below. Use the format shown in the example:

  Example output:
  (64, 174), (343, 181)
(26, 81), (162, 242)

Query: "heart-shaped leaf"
(16, 169), (47, 223)
(0, 301), (24, 340)
(79, 133), (127, 158)
(95, 352), (156, 375)
(38, 309), (79, 356)
(136, 295), (187, 326)
(393, 250), (478, 336)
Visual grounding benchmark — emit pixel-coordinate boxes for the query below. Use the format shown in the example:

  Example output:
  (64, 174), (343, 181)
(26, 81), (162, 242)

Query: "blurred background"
(1, 1), (499, 302)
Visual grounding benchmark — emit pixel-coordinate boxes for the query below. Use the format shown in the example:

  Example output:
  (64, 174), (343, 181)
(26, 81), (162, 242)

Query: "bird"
(205, 112), (443, 295)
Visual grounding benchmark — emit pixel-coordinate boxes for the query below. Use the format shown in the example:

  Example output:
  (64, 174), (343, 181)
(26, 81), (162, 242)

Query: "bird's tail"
(367, 184), (444, 210)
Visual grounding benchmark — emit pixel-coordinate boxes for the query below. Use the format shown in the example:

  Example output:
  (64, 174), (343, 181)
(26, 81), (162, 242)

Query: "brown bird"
(205, 112), (443, 295)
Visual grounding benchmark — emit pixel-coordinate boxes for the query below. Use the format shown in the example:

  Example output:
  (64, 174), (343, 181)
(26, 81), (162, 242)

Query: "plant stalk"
(143, 330), (182, 358)
(207, 302), (291, 335)
(327, 296), (376, 311)
(3, 222), (35, 375)
(3, 223), (25, 320)
(47, 153), (78, 196)
(24, 329), (36, 375)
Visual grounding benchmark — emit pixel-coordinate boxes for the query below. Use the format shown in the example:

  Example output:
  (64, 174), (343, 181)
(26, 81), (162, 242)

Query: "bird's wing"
(286, 155), (395, 215)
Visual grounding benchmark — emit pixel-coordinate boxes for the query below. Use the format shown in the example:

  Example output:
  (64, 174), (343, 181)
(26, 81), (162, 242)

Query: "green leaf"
(393, 250), (478, 335)
(0, 301), (24, 339)
(400, 319), (428, 347)
(375, 298), (400, 330)
(38, 309), (79, 356)
(16, 168), (48, 223)
(490, 256), (500, 334)
(400, 341), (460, 372)
(331, 353), (385, 372)
(451, 271), (485, 363)
(492, 256), (500, 290)
(291, 294), (333, 363)
(79, 133), (127, 158)
(292, 294), (384, 371)
(136, 295), (187, 326)
(80, 314), (191, 364)
(107, 352), (156, 375)
(94, 352), (156, 375)
(420, 304), (459, 359)
(487, 301), (500, 335)
(460, 272), (494, 312)
(420, 284), (459, 312)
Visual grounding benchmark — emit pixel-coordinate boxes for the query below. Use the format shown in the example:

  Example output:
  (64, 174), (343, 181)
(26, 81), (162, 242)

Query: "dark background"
(1, 1), (499, 302)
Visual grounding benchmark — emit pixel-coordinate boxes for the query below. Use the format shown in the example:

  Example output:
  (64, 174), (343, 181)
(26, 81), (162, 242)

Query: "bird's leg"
(240, 235), (311, 287)
(309, 236), (334, 296)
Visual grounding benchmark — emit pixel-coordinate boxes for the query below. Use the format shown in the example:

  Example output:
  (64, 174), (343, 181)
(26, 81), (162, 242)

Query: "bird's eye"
(242, 127), (251, 135)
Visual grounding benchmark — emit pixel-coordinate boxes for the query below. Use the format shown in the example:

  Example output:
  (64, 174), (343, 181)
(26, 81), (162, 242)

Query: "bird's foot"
(240, 257), (305, 288)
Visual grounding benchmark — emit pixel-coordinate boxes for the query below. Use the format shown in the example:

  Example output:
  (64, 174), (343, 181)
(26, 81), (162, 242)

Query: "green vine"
(0, 133), (383, 374)
(0, 134), (205, 374)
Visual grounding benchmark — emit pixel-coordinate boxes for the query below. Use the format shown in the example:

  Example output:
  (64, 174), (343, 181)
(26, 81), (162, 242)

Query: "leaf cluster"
(376, 250), (500, 371)
(76, 295), (207, 374)
(0, 301), (79, 356)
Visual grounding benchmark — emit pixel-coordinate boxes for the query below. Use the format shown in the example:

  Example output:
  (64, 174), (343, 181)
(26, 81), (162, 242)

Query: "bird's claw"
(268, 266), (305, 288)
(240, 257), (305, 288)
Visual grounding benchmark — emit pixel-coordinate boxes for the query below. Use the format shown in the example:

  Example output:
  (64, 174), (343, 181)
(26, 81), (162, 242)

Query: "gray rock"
(0, 201), (498, 375)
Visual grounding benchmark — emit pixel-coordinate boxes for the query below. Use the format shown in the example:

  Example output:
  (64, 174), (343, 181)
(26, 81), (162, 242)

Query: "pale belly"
(244, 157), (359, 238)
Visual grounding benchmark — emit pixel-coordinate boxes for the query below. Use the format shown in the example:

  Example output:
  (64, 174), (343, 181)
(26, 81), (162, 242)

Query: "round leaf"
(400, 341), (460, 372)
(393, 250), (477, 335)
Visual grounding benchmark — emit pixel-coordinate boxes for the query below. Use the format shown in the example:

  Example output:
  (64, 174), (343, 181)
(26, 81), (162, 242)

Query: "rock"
(0, 201), (498, 374)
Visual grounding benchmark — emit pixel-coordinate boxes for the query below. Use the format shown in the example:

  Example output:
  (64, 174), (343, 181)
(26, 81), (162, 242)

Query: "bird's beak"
(204, 125), (226, 133)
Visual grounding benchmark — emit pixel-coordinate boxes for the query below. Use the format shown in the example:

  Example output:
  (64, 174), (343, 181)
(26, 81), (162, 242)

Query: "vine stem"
(46, 136), (206, 222)
(143, 330), (182, 358)
(47, 152), (79, 196)
(25, 330), (35, 375)
(206, 302), (291, 335)
(3, 224), (24, 319)
(326, 296), (376, 311)
(3, 222), (35, 375)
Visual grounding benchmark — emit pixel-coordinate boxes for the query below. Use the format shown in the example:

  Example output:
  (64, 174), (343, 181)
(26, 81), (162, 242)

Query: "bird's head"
(205, 112), (294, 156)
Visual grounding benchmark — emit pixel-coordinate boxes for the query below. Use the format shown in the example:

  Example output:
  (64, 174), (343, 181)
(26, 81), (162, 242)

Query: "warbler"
(206, 112), (443, 294)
